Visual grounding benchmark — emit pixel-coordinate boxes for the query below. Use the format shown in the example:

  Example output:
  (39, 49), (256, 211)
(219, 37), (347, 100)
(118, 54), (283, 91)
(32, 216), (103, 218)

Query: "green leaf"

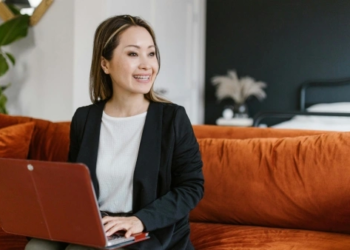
(0, 91), (8, 114)
(0, 54), (9, 77)
(1, 82), (11, 91)
(5, 52), (15, 65)
(0, 14), (30, 46)
(7, 4), (21, 16)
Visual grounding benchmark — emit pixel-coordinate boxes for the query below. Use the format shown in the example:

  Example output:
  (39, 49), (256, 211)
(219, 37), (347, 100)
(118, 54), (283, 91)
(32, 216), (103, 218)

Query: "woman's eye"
(149, 52), (155, 57)
(128, 52), (137, 57)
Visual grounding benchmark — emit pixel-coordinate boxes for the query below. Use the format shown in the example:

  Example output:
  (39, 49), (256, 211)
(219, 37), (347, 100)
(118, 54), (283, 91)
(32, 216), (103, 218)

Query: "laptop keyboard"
(107, 234), (132, 246)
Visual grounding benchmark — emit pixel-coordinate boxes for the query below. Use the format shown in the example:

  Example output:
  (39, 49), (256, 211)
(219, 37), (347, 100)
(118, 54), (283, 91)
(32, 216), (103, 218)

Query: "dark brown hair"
(89, 14), (169, 103)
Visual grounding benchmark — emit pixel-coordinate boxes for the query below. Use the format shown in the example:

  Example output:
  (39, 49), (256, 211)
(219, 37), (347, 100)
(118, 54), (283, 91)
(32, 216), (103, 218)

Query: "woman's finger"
(105, 223), (130, 236)
(101, 216), (117, 224)
(125, 228), (135, 238)
(101, 216), (144, 237)
(103, 219), (123, 233)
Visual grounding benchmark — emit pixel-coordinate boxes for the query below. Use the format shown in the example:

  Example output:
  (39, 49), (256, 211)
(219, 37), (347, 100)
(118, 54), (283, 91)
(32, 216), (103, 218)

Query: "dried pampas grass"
(211, 70), (266, 103)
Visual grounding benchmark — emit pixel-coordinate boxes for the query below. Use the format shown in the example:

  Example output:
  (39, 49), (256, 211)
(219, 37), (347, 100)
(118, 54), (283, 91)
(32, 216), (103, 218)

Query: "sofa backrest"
(190, 132), (350, 234)
(1, 114), (330, 161)
(0, 114), (70, 161)
(192, 125), (330, 139)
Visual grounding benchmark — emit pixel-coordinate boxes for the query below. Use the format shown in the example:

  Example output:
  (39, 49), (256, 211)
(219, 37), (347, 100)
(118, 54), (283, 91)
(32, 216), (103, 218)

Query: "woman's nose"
(139, 63), (151, 70)
(138, 56), (152, 70)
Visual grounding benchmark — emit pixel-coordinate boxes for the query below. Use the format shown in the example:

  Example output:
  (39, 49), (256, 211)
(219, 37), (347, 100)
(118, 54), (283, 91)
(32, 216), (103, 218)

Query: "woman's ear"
(101, 57), (110, 74)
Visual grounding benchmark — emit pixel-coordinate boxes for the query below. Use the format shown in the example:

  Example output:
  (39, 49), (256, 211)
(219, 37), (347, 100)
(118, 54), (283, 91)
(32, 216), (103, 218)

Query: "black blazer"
(68, 101), (204, 250)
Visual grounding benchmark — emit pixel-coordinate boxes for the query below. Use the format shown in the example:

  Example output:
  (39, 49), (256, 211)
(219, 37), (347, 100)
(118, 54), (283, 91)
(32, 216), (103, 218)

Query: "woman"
(25, 15), (203, 250)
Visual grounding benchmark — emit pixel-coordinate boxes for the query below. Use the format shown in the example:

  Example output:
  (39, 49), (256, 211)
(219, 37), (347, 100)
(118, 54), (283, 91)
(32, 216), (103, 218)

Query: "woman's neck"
(104, 95), (149, 118)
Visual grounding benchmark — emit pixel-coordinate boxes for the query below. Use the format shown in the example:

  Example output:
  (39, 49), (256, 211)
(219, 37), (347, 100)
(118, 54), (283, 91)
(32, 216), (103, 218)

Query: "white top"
(96, 111), (147, 213)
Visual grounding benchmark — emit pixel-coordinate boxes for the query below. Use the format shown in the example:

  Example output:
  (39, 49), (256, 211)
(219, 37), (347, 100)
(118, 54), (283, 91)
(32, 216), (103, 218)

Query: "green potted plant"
(0, 11), (30, 114)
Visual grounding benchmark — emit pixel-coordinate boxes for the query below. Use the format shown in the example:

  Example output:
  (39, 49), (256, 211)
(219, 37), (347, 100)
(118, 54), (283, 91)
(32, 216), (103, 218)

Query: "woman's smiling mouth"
(133, 75), (151, 81)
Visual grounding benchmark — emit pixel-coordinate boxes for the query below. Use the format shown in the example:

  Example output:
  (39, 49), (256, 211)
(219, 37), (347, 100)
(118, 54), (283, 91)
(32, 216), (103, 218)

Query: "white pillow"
(306, 102), (350, 113)
(272, 119), (350, 131)
(289, 102), (350, 125)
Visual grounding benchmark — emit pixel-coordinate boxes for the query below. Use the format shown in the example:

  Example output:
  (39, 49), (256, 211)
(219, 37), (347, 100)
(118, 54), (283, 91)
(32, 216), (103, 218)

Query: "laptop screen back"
(0, 158), (106, 248)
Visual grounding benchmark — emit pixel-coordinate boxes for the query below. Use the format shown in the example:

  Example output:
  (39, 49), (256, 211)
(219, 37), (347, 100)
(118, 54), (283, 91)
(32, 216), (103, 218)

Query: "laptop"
(0, 158), (149, 249)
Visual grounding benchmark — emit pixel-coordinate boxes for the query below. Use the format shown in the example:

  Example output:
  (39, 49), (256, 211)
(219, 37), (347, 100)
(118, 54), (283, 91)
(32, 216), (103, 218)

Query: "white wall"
(2, 0), (74, 121)
(2, 0), (205, 123)
(73, 0), (108, 114)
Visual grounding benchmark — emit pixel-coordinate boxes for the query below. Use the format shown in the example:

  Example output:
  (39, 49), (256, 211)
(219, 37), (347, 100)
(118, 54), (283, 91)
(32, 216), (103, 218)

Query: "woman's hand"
(102, 216), (144, 238)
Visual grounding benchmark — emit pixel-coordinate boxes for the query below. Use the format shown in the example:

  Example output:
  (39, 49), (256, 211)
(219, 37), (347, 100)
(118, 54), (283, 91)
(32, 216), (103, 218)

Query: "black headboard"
(300, 78), (350, 111)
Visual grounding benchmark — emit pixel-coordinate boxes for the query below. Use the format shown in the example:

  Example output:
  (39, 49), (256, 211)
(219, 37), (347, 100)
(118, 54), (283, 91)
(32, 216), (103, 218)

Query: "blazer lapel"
(76, 100), (162, 208)
(77, 101), (105, 197)
(133, 101), (162, 212)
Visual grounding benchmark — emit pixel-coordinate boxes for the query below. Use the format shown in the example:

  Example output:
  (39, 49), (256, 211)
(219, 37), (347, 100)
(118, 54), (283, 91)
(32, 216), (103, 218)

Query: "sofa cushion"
(192, 125), (329, 139)
(0, 114), (32, 129)
(190, 222), (350, 250)
(190, 132), (350, 234)
(28, 120), (70, 161)
(0, 122), (35, 159)
(0, 114), (70, 161)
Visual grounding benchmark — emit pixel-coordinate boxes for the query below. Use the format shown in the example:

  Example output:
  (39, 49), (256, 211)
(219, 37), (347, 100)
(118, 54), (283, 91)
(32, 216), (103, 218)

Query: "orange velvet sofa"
(1, 113), (350, 250)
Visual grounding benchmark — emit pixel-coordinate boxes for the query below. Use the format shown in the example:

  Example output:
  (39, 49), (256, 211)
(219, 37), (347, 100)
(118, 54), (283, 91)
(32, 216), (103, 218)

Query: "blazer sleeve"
(68, 110), (79, 163)
(134, 106), (204, 231)
(68, 107), (88, 163)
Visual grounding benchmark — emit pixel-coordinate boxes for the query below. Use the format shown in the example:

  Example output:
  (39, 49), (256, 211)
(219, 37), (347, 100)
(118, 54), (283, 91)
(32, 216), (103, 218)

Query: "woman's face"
(102, 26), (159, 98)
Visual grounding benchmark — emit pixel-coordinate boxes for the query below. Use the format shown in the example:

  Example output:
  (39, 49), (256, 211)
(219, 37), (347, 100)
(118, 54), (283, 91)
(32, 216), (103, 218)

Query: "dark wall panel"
(205, 0), (350, 124)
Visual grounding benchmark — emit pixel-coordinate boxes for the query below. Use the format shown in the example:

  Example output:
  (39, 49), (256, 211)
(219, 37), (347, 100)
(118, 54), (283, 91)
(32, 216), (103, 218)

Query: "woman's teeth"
(134, 75), (150, 80)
